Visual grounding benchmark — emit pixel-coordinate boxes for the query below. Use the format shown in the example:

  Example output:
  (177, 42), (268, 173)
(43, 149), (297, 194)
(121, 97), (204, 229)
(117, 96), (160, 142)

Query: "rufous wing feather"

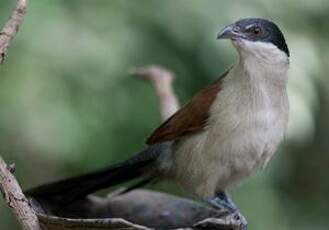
(146, 72), (228, 145)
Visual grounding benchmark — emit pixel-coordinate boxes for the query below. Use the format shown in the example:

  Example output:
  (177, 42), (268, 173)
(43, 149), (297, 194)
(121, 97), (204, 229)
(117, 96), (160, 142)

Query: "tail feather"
(25, 143), (168, 204)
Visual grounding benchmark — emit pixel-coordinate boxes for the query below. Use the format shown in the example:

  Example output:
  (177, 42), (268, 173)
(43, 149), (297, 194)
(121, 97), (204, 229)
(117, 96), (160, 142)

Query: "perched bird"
(27, 18), (290, 229)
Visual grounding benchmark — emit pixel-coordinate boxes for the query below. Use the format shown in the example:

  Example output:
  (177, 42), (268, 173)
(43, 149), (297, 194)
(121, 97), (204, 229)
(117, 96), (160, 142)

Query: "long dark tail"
(25, 143), (168, 204)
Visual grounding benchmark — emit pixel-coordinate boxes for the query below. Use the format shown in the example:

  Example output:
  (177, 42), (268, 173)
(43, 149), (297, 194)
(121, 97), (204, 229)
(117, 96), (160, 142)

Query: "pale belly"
(168, 113), (286, 198)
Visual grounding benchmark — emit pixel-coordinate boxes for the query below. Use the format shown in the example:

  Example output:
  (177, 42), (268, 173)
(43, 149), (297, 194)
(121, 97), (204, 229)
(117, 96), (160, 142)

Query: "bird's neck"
(233, 49), (289, 88)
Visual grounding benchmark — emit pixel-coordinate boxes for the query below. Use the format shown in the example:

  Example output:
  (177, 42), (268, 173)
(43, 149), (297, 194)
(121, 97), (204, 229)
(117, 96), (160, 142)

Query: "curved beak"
(217, 24), (245, 40)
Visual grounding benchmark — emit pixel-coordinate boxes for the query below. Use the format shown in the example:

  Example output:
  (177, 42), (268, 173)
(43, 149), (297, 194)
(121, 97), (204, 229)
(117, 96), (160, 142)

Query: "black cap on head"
(218, 18), (290, 57)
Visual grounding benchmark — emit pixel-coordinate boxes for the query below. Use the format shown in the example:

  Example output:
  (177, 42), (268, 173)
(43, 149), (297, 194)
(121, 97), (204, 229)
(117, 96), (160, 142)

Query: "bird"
(26, 18), (290, 229)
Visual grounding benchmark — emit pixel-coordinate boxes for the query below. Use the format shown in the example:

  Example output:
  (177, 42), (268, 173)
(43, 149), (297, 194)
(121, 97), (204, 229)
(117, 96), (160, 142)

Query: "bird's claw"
(228, 210), (248, 230)
(194, 217), (234, 229)
(194, 211), (247, 230)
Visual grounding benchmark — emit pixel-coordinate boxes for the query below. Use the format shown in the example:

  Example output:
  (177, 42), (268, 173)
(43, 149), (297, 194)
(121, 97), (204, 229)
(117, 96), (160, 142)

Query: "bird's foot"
(227, 210), (248, 230)
(194, 212), (247, 230)
(201, 191), (248, 230)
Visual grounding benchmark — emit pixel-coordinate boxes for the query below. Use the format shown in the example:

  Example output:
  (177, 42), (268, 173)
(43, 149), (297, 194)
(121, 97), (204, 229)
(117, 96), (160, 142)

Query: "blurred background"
(0, 0), (328, 229)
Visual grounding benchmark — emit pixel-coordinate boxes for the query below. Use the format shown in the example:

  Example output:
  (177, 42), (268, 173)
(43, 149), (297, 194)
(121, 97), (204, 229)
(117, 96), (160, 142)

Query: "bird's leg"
(204, 191), (248, 230)
(207, 191), (237, 213)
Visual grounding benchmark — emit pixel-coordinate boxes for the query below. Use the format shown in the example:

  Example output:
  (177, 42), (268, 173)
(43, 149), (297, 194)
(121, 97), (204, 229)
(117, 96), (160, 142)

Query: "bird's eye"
(248, 26), (262, 36)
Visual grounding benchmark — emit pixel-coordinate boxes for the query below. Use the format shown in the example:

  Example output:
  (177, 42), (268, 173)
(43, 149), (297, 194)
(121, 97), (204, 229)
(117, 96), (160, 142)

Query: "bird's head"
(218, 18), (289, 62)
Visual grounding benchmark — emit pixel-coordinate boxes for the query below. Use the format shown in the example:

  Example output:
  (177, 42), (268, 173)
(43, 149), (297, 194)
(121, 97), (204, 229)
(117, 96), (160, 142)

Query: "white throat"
(233, 40), (289, 85)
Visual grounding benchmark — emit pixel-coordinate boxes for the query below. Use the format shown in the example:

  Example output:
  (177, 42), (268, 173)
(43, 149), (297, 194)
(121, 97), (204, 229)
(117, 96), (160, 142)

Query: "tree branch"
(131, 65), (180, 121)
(0, 0), (28, 64)
(0, 0), (38, 229)
(0, 157), (40, 230)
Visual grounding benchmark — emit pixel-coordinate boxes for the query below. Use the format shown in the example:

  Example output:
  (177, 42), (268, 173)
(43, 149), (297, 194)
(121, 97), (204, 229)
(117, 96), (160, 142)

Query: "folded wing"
(146, 72), (227, 145)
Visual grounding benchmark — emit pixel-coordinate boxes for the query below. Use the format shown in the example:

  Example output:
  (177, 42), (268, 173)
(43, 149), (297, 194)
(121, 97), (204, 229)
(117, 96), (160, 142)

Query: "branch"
(130, 65), (180, 121)
(0, 0), (28, 63)
(0, 0), (38, 229)
(0, 157), (40, 230)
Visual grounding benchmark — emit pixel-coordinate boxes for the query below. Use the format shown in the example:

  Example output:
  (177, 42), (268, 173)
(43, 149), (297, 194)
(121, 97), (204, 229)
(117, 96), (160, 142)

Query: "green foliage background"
(0, 0), (329, 229)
